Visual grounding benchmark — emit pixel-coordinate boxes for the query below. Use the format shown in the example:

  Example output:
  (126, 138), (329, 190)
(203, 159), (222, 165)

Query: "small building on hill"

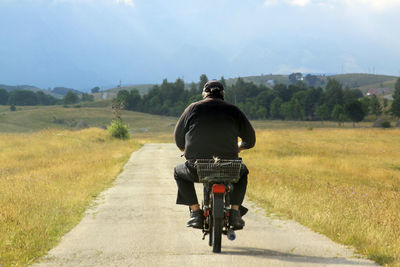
(366, 88), (392, 96)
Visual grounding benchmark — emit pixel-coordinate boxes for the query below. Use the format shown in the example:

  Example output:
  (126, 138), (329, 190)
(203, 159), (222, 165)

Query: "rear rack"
(195, 158), (242, 183)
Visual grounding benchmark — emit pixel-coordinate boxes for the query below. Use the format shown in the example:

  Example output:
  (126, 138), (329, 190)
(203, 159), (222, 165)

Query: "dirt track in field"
(34, 144), (376, 266)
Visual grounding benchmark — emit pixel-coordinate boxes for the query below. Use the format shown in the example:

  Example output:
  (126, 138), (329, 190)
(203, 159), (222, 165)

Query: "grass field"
(0, 128), (139, 266)
(0, 105), (177, 134)
(1, 104), (400, 266)
(242, 128), (400, 266)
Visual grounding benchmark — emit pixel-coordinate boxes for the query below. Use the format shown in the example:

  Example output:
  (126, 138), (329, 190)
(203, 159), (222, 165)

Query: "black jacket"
(174, 97), (256, 160)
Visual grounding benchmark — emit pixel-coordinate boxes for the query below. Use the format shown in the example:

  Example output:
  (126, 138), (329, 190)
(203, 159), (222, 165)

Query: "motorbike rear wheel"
(212, 216), (223, 253)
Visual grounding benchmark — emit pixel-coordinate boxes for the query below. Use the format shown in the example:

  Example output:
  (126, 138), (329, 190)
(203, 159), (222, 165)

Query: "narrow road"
(35, 144), (376, 266)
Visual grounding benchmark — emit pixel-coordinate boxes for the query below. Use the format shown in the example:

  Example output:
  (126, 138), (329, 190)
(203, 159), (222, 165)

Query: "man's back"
(174, 97), (255, 160)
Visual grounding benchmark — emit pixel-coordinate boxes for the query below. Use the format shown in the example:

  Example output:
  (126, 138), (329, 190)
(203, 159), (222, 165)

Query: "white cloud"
(276, 64), (316, 74)
(52, 0), (134, 7)
(344, 0), (400, 11)
(115, 0), (134, 7)
(264, 0), (400, 10)
(264, 0), (311, 7)
(289, 0), (311, 7)
(264, 0), (278, 7)
(343, 56), (362, 73)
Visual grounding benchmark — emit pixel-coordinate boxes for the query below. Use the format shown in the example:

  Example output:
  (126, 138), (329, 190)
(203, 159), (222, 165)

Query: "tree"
(91, 86), (100, 93)
(220, 76), (227, 89)
(304, 74), (318, 87)
(36, 91), (59, 105)
(331, 104), (346, 126)
(394, 78), (400, 99)
(8, 90), (38, 106)
(316, 104), (330, 123)
(256, 90), (276, 117)
(288, 72), (302, 84)
(345, 100), (366, 127)
(390, 96), (400, 119)
(304, 87), (323, 119)
(199, 74), (209, 93)
(289, 97), (304, 120)
(127, 89), (141, 110)
(369, 95), (382, 119)
(273, 84), (292, 102)
(343, 88), (363, 103)
(359, 97), (370, 116)
(383, 98), (389, 109)
(0, 89), (9, 105)
(116, 90), (129, 107)
(81, 93), (94, 102)
(64, 91), (79, 105)
(270, 97), (283, 119)
(324, 78), (344, 112)
(280, 102), (291, 120)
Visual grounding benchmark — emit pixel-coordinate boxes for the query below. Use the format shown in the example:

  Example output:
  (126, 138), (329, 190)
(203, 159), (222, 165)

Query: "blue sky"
(1, 0), (399, 90)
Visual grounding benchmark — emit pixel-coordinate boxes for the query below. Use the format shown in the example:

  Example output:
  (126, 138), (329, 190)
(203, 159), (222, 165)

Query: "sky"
(0, 0), (400, 90)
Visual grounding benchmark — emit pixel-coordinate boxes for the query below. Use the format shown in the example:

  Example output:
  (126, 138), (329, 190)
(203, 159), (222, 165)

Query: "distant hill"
(225, 75), (289, 87)
(0, 84), (86, 99)
(328, 74), (398, 89)
(225, 73), (398, 93)
(94, 84), (156, 100)
(0, 84), (63, 98)
(51, 87), (83, 97)
(0, 84), (43, 92)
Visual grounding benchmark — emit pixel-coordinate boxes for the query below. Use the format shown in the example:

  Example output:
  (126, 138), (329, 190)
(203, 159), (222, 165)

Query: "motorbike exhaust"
(227, 229), (236, 241)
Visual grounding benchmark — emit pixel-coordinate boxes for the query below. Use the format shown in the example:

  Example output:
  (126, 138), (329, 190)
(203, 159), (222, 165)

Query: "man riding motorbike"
(174, 80), (256, 229)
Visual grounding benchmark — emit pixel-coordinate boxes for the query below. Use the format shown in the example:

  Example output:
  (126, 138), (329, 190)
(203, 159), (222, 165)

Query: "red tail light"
(212, 184), (226, 193)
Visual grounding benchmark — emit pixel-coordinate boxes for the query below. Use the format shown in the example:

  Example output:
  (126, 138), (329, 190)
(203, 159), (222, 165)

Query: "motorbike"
(194, 158), (243, 253)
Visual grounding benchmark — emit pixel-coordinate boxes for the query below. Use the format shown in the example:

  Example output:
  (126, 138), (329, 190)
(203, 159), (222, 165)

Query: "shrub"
(381, 121), (391, 128)
(107, 119), (130, 139)
(10, 105), (16, 111)
(76, 121), (89, 130)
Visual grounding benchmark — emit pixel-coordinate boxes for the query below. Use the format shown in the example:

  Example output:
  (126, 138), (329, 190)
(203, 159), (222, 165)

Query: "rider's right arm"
(237, 109), (256, 150)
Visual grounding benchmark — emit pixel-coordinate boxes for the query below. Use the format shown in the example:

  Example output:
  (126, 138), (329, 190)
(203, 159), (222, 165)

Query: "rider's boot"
(229, 209), (245, 230)
(239, 205), (248, 216)
(186, 209), (204, 229)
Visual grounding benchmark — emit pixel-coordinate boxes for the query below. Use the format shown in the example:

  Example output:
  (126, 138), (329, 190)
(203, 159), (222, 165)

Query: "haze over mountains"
(1, 1), (400, 90)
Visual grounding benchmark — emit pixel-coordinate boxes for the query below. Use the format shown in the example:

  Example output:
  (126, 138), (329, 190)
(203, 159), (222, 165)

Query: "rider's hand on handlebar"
(238, 141), (244, 153)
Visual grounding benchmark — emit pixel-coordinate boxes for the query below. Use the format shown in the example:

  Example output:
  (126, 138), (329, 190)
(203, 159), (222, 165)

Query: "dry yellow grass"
(0, 128), (139, 266)
(242, 128), (400, 266)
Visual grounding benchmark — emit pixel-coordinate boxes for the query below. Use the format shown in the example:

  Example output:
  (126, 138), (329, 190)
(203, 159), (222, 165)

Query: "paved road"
(35, 144), (376, 266)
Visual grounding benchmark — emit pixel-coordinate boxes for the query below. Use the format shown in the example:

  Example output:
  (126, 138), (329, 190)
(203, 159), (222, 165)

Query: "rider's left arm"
(174, 105), (192, 151)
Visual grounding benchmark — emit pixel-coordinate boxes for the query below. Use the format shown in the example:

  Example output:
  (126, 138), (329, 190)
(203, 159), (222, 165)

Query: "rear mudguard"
(212, 193), (225, 219)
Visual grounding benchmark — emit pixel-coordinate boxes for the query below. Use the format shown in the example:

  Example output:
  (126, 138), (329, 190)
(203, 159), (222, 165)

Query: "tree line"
(0, 89), (94, 107)
(115, 74), (400, 124)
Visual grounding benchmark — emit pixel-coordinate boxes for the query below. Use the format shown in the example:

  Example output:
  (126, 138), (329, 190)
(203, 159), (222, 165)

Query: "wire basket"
(195, 158), (242, 183)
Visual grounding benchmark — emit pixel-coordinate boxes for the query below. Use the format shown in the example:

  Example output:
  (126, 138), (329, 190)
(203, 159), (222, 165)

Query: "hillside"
(225, 74), (289, 86)
(51, 87), (83, 97)
(0, 105), (177, 133)
(227, 73), (398, 91)
(329, 73), (398, 91)
(0, 84), (42, 92)
(94, 84), (157, 100)
(0, 84), (71, 98)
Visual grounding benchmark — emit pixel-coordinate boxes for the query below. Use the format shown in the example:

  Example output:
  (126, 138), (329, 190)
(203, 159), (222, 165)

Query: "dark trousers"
(174, 161), (248, 206)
